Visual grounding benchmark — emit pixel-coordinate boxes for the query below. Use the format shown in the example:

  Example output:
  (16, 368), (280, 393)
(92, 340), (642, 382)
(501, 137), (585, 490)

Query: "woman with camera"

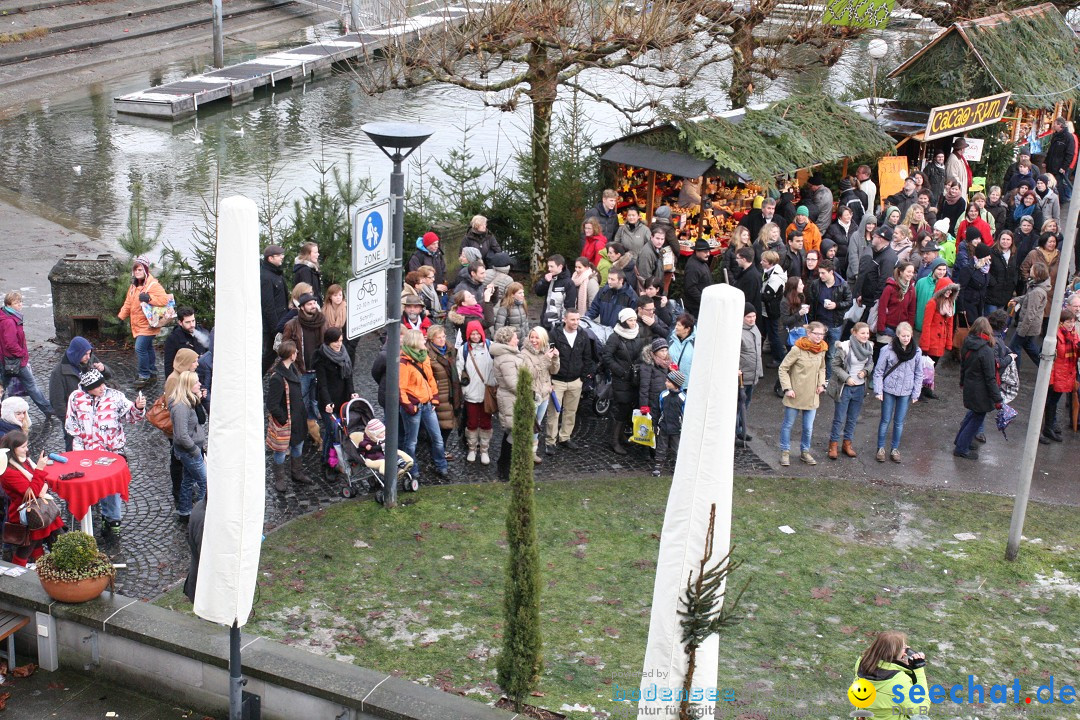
(854, 630), (928, 719)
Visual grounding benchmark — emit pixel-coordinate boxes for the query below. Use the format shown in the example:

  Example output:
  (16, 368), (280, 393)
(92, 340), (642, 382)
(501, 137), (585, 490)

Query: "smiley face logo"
(848, 678), (876, 709)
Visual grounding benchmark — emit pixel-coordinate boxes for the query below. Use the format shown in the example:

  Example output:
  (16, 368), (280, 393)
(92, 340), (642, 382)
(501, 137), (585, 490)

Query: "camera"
(901, 648), (926, 669)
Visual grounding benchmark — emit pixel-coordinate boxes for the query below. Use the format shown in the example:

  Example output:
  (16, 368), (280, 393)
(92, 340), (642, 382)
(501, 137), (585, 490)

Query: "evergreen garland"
(496, 366), (543, 711)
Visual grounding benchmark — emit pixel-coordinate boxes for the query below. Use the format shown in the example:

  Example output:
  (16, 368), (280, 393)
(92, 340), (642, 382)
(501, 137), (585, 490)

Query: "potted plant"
(36, 531), (115, 603)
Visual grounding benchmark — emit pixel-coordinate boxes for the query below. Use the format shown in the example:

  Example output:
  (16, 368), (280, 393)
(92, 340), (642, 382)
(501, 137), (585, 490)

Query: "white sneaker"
(480, 451), (490, 465)
(467, 449), (477, 462)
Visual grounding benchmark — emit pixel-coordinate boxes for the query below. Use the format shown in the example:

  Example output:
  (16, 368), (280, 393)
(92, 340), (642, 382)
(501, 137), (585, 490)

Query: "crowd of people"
(0, 130), (1078, 565)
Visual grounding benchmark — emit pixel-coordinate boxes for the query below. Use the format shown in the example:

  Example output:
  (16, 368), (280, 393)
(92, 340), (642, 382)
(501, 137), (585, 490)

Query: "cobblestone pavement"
(24, 335), (770, 601)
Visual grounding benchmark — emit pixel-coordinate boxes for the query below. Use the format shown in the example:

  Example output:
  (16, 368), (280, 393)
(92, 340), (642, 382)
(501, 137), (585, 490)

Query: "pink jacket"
(64, 388), (145, 452)
(0, 308), (28, 367)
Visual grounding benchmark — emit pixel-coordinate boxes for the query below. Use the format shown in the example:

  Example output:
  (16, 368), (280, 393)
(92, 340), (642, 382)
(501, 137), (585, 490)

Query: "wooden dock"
(114, 6), (467, 120)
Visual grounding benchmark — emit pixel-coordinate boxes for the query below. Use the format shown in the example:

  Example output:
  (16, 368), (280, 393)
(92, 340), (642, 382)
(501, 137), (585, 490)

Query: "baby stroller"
(333, 397), (418, 503)
(579, 316), (613, 417)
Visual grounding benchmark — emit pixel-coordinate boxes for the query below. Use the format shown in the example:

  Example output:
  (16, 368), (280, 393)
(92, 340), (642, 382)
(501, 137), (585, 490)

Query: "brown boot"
(842, 440), (857, 457)
(290, 455), (313, 485)
(827, 441), (839, 460)
(271, 462), (287, 493)
(306, 419), (323, 452)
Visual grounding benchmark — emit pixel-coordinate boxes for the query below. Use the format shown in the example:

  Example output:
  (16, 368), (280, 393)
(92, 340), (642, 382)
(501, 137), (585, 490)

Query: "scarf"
(572, 268), (592, 314)
(849, 337), (873, 364)
(2, 306), (22, 322)
(298, 307), (325, 329)
(323, 300), (346, 330)
(795, 337), (826, 353)
(402, 345), (428, 364)
(892, 336), (917, 363)
(194, 400), (207, 425)
(457, 304), (485, 319)
(613, 323), (639, 340)
(319, 342), (353, 380)
(897, 276), (911, 298)
(1013, 202), (1036, 222)
(937, 293), (956, 318)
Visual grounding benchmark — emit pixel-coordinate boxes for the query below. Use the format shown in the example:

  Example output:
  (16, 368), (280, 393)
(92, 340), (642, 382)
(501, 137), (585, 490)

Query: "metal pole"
(1005, 193), (1079, 560)
(383, 152), (405, 509)
(350, 0), (361, 31)
(229, 621), (242, 720)
(212, 0), (224, 69)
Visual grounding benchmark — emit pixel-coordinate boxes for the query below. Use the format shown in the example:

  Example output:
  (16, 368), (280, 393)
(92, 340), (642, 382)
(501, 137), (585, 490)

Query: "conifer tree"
(496, 366), (543, 711)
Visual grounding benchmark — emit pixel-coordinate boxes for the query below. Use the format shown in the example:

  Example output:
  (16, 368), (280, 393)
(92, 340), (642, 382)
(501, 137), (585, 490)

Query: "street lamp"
(362, 121), (433, 509)
(868, 38), (888, 119)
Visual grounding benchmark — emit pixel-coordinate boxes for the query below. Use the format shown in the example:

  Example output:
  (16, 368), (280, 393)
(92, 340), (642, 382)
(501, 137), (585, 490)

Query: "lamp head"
(868, 39), (888, 60)
(362, 122), (433, 159)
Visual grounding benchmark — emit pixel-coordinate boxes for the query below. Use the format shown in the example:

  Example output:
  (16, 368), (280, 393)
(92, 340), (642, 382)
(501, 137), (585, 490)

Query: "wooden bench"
(0, 611), (30, 670)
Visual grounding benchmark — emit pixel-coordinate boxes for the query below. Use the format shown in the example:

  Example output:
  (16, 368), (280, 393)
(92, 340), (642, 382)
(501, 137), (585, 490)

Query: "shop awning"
(600, 142), (715, 178)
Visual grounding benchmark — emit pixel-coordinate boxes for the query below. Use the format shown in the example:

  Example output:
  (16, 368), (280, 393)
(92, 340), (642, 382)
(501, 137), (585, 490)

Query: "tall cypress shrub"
(496, 366), (543, 711)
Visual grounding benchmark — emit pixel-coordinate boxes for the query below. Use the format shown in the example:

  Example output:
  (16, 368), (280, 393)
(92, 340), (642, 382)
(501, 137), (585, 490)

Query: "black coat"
(856, 245), (898, 304)
(954, 247), (988, 320)
(959, 334), (1002, 414)
(807, 276), (853, 329)
(737, 208), (779, 241)
(163, 326), (208, 377)
(682, 255), (713, 318)
(313, 347), (355, 415)
(985, 248), (1020, 308)
(292, 262), (323, 304)
(1046, 129), (1074, 175)
(49, 354), (112, 420)
(837, 189), (865, 227)
(371, 345), (388, 409)
(407, 247), (447, 287)
(266, 361), (307, 445)
(602, 332), (645, 407)
(584, 203), (619, 248)
(461, 229), (502, 263)
(638, 357), (669, 411)
(551, 326), (597, 382)
(731, 264), (762, 315)
(824, 220), (856, 269)
(260, 259), (288, 335)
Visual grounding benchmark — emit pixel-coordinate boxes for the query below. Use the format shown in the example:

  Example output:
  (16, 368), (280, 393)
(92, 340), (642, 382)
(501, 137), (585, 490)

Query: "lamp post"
(868, 38), (888, 119)
(362, 122), (433, 509)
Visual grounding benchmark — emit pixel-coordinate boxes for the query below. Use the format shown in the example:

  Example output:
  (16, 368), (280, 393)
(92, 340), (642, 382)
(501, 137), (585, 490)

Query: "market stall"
(887, 3), (1079, 159)
(599, 94), (894, 256)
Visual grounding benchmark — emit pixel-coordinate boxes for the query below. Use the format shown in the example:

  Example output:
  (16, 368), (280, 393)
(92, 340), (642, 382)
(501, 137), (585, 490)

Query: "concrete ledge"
(0, 566), (515, 720)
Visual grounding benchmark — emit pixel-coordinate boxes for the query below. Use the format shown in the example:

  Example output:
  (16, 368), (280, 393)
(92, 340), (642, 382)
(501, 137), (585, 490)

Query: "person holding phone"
(854, 631), (928, 719)
(64, 369), (146, 537)
(0, 431), (64, 565)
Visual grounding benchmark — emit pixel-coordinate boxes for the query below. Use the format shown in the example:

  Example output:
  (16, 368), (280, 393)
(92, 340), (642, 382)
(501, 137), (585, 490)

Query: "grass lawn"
(156, 476), (1080, 719)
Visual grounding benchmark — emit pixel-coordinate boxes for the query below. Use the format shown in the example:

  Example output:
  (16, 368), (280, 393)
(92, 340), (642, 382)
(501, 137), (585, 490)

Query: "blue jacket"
(873, 343), (923, 402)
(587, 284), (637, 328)
(668, 328), (696, 390)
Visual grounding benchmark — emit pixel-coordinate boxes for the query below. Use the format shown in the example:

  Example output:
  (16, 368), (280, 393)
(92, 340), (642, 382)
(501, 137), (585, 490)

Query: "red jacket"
(955, 217), (993, 245)
(1050, 325), (1080, 393)
(1, 459), (64, 540)
(918, 278), (960, 358)
(876, 278), (916, 333)
(0, 308), (28, 366)
(581, 234), (607, 266)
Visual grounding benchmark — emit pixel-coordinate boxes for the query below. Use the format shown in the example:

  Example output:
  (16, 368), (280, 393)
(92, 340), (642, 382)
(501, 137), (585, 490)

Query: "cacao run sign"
(924, 92), (1011, 141)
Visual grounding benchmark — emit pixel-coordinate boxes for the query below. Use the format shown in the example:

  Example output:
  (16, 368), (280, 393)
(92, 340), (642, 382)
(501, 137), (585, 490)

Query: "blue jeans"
(2, 363), (53, 416)
(954, 410), (985, 453)
(174, 445), (207, 516)
(877, 393), (911, 450)
(534, 397), (549, 447)
(766, 316), (786, 363)
(736, 384), (755, 436)
(273, 441), (304, 464)
(134, 334), (157, 379)
(402, 402), (447, 473)
(320, 409), (339, 463)
(99, 493), (122, 522)
(824, 326), (842, 380)
(1010, 334), (1040, 367)
(300, 371), (318, 420)
(779, 406), (816, 452)
(829, 383), (866, 442)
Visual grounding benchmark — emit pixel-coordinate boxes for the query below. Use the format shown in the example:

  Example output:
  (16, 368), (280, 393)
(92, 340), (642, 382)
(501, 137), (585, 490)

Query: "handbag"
(2, 522), (27, 546)
(2, 356), (21, 376)
(146, 393), (173, 437)
(265, 376), (292, 453)
(19, 487), (60, 531)
(952, 312), (970, 361)
(630, 409), (656, 448)
(483, 384), (499, 415)
(787, 316), (807, 347)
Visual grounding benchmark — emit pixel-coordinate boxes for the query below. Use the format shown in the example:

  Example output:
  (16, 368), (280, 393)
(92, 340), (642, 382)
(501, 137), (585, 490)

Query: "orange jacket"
(786, 221), (822, 253)
(117, 275), (169, 338)
(399, 353), (439, 406)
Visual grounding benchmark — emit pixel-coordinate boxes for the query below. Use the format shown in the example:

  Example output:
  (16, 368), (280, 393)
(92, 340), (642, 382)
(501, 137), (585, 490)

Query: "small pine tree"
(496, 366), (543, 711)
(281, 157), (351, 288)
(677, 505), (748, 720)
(163, 166), (219, 326)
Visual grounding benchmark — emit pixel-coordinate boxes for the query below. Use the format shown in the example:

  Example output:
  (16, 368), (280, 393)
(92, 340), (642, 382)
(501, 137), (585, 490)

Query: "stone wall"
(47, 254), (119, 343)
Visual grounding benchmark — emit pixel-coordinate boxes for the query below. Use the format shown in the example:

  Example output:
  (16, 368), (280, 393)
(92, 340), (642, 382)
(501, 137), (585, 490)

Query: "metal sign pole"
(1005, 193), (1079, 560)
(382, 152), (405, 509)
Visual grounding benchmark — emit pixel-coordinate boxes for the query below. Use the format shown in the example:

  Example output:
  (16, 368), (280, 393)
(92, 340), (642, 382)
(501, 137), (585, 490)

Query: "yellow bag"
(630, 410), (656, 449)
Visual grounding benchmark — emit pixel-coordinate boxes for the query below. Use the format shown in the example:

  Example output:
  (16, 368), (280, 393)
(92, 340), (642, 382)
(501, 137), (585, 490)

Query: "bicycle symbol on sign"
(354, 278), (378, 300)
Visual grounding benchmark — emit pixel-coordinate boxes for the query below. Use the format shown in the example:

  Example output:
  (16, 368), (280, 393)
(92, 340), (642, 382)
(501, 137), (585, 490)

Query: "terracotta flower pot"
(38, 574), (112, 604)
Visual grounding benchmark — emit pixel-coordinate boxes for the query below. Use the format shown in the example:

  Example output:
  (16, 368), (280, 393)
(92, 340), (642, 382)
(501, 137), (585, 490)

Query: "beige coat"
(490, 342), (525, 429)
(778, 344), (827, 410)
(520, 345), (560, 399)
